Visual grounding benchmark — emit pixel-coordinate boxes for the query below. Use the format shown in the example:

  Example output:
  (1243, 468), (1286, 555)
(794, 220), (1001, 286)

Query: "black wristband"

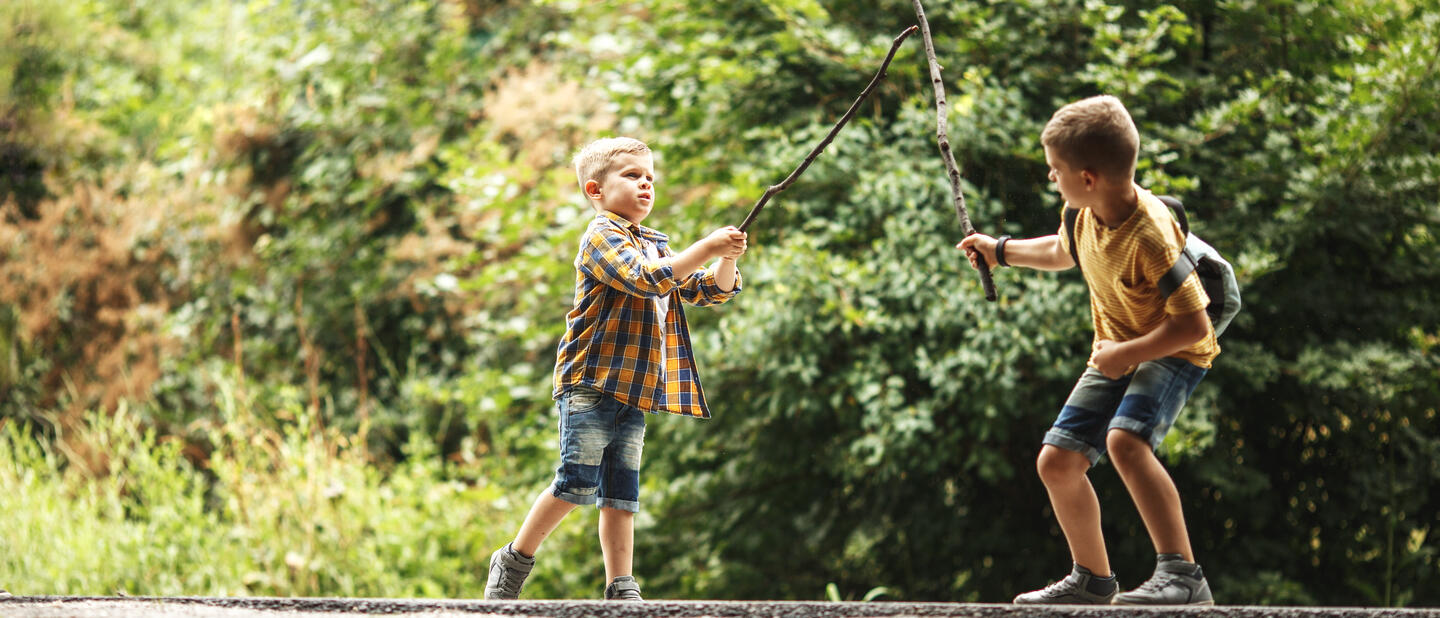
(995, 235), (1012, 267)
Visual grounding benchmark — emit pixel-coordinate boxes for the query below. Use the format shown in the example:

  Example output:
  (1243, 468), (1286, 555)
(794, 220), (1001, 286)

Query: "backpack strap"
(1067, 195), (1197, 298)
(1157, 195), (1190, 237)
(1159, 248), (1199, 298)
(1063, 207), (1081, 274)
(1156, 196), (1195, 299)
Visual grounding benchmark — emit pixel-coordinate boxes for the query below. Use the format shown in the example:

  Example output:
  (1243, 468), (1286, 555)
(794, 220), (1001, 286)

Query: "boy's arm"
(664, 227), (744, 280)
(676, 249), (745, 307)
(579, 226), (687, 298)
(713, 257), (739, 292)
(957, 233), (1074, 271)
(1089, 308), (1210, 379)
(580, 224), (745, 300)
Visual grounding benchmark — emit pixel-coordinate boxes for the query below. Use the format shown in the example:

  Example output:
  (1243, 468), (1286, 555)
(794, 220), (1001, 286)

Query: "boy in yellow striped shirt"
(959, 95), (1217, 606)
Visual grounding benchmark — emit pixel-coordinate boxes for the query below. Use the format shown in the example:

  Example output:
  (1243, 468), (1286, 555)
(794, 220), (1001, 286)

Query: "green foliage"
(588, 0), (1440, 605)
(3, 0), (1439, 606)
(0, 389), (519, 596)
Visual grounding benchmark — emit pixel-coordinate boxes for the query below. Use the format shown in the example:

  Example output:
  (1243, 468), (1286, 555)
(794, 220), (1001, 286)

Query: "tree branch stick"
(912, 0), (997, 302)
(738, 25), (919, 233)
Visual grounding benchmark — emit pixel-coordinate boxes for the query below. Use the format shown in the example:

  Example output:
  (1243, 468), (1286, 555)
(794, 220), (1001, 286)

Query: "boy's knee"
(1036, 446), (1088, 485)
(1105, 430), (1151, 464)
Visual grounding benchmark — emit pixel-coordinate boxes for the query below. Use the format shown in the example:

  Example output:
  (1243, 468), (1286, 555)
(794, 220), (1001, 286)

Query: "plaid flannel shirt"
(552, 211), (742, 418)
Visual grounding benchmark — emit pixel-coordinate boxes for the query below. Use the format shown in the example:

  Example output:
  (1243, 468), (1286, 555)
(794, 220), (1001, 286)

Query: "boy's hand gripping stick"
(737, 26), (919, 233)
(912, 0), (998, 302)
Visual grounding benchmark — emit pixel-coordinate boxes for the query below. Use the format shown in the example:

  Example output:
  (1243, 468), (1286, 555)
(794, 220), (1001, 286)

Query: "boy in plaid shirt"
(485, 137), (747, 601)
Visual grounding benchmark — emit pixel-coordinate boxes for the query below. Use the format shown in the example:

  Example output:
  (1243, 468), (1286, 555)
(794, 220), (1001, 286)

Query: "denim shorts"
(549, 386), (646, 513)
(1044, 357), (1207, 466)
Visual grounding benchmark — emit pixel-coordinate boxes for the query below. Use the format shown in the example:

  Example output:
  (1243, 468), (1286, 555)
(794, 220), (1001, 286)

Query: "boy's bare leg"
(1106, 430), (1194, 561)
(598, 506), (635, 582)
(513, 491), (580, 557)
(1036, 444), (1111, 577)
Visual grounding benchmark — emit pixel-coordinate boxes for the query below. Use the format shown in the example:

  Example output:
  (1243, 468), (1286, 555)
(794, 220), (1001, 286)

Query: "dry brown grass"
(387, 61), (616, 319)
(0, 173), (182, 415)
(1, 51), (620, 422)
(485, 62), (613, 170)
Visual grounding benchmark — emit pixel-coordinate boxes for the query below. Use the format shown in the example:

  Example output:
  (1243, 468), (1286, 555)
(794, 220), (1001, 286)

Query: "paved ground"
(2, 598), (1439, 618)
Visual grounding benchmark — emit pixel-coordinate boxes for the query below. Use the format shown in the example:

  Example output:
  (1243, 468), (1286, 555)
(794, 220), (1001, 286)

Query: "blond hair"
(572, 137), (651, 197)
(1041, 95), (1139, 181)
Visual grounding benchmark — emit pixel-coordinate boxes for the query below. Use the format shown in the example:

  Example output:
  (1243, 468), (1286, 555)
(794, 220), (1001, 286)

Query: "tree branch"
(737, 25), (919, 233)
(912, 0), (997, 302)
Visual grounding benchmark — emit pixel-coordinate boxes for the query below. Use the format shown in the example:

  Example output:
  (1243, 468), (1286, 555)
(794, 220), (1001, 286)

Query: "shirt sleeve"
(576, 222), (679, 299)
(676, 266), (742, 306)
(1056, 206), (1071, 255)
(1164, 265), (1210, 316)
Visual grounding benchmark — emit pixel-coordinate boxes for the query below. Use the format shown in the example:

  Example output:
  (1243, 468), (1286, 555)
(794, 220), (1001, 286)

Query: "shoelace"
(1040, 577), (1082, 598)
(1134, 572), (1180, 593)
(494, 565), (525, 597)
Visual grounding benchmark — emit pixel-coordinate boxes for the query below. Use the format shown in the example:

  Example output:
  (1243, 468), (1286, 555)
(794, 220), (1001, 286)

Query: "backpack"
(1064, 195), (1241, 336)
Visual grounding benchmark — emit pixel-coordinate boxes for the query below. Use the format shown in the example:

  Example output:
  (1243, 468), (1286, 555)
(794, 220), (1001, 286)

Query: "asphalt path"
(2, 598), (1439, 618)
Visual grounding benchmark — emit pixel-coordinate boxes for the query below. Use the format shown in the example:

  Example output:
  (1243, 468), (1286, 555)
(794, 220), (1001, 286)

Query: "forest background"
(2, 0), (1438, 606)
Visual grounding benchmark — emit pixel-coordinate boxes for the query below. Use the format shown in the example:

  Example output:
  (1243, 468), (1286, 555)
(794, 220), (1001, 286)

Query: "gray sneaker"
(1013, 563), (1117, 604)
(484, 543), (534, 600)
(604, 575), (643, 601)
(1113, 554), (1214, 605)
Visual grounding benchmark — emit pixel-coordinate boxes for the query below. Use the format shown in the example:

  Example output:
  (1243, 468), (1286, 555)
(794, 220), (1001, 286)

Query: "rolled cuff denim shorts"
(1044, 356), (1207, 466)
(549, 386), (646, 513)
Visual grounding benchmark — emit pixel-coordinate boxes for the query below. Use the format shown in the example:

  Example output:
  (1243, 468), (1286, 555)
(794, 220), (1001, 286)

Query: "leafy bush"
(0, 371), (628, 597)
(2, 0), (1438, 605)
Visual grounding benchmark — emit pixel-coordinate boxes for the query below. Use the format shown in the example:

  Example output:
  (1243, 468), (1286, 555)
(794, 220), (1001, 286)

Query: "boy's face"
(1044, 146), (1093, 208)
(585, 152), (656, 225)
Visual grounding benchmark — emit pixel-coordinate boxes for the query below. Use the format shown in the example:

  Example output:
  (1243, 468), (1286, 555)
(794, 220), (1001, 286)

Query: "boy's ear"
(1079, 168), (1099, 191)
(584, 179), (602, 200)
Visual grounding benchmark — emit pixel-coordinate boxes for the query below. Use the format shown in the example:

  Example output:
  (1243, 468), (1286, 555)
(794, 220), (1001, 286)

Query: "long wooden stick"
(912, 0), (997, 302)
(738, 25), (919, 233)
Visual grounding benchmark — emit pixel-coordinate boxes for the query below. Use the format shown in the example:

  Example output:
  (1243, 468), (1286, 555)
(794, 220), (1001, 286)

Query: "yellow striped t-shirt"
(1057, 187), (1220, 368)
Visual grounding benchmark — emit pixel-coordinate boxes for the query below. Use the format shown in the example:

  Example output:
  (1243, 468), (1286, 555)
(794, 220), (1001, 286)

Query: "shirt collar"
(598, 210), (668, 244)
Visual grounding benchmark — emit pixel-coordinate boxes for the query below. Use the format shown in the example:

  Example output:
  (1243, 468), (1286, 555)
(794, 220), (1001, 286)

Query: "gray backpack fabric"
(1064, 196), (1241, 336)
